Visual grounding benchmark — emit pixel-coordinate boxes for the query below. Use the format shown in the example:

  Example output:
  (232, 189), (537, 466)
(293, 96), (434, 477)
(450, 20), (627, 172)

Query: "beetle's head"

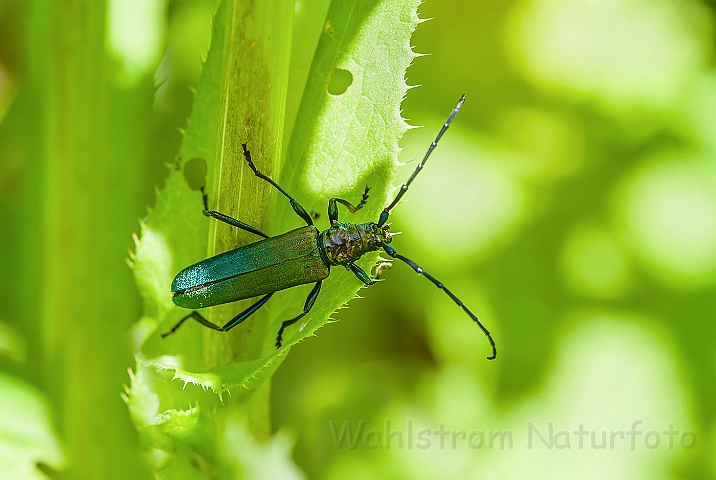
(381, 224), (392, 245)
(364, 222), (392, 251)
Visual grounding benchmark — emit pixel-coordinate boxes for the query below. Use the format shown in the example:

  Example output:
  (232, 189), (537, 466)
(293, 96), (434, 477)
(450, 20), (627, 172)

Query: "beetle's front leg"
(349, 263), (376, 285)
(327, 185), (370, 225)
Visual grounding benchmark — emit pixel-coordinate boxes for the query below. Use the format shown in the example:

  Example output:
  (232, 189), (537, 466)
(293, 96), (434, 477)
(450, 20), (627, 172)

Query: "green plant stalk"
(206, 0), (292, 367)
(39, 0), (150, 478)
(126, 0), (295, 473)
(205, 0), (294, 440)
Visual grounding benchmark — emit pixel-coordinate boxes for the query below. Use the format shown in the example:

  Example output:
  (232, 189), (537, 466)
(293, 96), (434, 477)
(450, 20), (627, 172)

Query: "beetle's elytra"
(164, 95), (497, 360)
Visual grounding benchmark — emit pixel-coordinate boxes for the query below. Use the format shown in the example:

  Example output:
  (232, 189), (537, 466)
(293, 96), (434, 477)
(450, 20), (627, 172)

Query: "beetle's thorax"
(320, 222), (391, 266)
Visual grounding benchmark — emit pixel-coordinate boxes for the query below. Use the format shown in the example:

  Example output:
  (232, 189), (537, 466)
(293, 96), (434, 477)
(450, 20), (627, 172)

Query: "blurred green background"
(1, 0), (716, 478)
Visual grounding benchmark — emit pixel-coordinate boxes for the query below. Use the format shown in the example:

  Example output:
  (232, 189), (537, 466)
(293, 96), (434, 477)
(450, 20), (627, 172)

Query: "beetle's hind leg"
(242, 143), (314, 226)
(161, 311), (223, 338)
(275, 281), (322, 348)
(221, 293), (273, 331)
(328, 185), (370, 225)
(162, 294), (273, 338)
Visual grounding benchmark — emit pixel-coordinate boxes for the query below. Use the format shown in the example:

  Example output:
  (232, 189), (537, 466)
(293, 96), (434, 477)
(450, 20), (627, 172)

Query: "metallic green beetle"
(164, 95), (497, 360)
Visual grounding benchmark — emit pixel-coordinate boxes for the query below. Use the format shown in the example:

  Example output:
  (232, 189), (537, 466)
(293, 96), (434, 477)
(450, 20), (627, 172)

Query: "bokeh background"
(1, 0), (715, 478)
(277, 0), (716, 478)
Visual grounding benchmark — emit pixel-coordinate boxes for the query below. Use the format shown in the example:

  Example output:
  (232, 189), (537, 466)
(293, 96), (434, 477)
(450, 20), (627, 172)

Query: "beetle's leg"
(242, 143), (314, 226)
(349, 263), (376, 285)
(203, 211), (269, 239)
(275, 280), (322, 348)
(199, 186), (268, 239)
(220, 293), (274, 331)
(161, 311), (223, 338)
(328, 185), (370, 225)
(378, 95), (465, 227)
(161, 294), (273, 338)
(201, 185), (210, 211)
(382, 242), (497, 360)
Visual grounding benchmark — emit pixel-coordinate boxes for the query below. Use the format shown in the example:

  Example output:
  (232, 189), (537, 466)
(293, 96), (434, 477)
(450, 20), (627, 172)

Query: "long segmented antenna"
(382, 243), (497, 360)
(378, 94), (466, 227)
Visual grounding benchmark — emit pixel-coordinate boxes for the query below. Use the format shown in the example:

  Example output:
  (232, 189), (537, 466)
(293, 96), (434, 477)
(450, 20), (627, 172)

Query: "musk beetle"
(164, 95), (497, 360)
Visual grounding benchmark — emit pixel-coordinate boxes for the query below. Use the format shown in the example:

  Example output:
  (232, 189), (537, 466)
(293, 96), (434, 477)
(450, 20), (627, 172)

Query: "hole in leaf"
(183, 156), (207, 191)
(327, 68), (353, 95)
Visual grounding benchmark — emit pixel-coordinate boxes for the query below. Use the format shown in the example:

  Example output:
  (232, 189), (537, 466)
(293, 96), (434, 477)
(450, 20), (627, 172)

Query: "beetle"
(163, 95), (497, 360)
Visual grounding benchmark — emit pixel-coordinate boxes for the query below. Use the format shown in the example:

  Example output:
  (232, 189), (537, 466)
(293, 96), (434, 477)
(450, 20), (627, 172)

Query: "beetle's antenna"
(382, 242), (496, 360)
(378, 95), (466, 227)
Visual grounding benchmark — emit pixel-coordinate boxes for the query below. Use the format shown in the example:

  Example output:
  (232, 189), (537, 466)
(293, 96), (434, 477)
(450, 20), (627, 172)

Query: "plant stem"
(40, 0), (150, 477)
(205, 0), (294, 439)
